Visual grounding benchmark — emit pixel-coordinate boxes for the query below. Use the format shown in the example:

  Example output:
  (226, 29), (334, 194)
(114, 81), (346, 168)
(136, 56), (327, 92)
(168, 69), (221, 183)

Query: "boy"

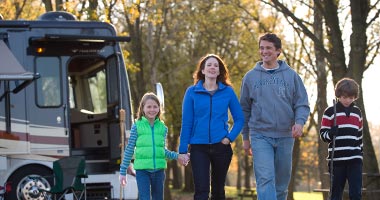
(320, 77), (363, 200)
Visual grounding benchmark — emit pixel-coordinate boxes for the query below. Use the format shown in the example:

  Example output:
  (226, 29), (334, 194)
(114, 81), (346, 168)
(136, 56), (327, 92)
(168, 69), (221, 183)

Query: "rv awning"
(0, 40), (39, 133)
(0, 40), (37, 81)
(0, 40), (39, 94)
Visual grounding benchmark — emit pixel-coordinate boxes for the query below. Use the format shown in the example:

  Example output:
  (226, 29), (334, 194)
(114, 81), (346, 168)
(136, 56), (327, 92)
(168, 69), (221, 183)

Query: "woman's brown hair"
(193, 54), (231, 86)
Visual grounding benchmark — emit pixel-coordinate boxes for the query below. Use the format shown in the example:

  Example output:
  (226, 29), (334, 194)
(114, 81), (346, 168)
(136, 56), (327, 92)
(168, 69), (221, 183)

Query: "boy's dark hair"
(259, 33), (282, 50)
(335, 78), (360, 98)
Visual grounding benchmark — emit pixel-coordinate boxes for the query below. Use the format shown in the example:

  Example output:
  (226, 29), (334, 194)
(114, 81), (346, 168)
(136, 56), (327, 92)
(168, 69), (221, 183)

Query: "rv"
(0, 11), (139, 199)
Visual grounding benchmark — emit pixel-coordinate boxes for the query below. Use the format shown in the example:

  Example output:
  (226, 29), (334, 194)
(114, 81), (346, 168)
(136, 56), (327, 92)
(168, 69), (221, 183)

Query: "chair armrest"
(77, 174), (88, 178)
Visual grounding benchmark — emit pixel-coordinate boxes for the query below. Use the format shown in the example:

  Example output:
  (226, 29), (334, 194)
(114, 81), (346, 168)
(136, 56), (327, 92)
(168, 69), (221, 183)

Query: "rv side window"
(88, 69), (107, 113)
(35, 57), (62, 107)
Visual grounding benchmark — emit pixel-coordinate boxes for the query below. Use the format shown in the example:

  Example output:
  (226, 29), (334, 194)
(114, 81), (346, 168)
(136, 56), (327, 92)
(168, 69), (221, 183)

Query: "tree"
(264, 1), (380, 199)
(8, 0), (379, 198)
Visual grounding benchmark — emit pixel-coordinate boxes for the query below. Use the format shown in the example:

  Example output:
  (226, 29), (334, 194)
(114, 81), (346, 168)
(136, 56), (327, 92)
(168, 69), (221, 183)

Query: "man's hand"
(292, 124), (303, 138)
(243, 140), (252, 156)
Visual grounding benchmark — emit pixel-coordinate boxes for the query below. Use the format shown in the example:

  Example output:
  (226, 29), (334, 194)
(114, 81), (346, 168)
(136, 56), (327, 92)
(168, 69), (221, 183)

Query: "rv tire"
(5, 165), (53, 200)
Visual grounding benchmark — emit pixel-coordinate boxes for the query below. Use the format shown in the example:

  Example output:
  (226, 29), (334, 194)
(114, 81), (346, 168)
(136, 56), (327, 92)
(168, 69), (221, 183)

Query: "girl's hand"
(119, 175), (127, 186)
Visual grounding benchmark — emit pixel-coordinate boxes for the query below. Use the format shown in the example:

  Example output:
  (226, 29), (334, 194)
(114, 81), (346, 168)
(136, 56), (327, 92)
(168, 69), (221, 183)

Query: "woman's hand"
(221, 137), (231, 145)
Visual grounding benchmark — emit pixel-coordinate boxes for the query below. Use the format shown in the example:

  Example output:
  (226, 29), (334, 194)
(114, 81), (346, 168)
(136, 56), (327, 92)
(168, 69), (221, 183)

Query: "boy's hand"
(330, 126), (339, 137)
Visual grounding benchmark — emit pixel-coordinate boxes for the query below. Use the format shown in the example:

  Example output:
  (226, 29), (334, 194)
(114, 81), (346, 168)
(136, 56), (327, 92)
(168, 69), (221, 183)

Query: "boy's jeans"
(251, 134), (294, 200)
(135, 169), (165, 200)
(330, 162), (362, 200)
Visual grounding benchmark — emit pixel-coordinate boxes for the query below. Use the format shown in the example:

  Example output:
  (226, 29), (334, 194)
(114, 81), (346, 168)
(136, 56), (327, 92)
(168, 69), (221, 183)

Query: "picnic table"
(313, 173), (380, 197)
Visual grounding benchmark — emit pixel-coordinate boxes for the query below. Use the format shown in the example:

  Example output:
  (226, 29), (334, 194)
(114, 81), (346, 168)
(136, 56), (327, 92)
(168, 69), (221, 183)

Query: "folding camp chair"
(41, 156), (87, 200)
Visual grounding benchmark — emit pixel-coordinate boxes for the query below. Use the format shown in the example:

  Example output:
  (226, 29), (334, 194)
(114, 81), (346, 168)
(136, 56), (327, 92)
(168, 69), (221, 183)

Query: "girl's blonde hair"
(136, 92), (162, 120)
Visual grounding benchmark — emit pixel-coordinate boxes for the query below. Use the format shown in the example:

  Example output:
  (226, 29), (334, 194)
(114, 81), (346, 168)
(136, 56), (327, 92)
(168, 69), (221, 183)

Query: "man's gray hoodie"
(240, 60), (310, 140)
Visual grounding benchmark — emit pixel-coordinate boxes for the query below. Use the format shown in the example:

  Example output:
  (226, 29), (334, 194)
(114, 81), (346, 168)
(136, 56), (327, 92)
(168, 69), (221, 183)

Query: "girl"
(119, 92), (188, 200)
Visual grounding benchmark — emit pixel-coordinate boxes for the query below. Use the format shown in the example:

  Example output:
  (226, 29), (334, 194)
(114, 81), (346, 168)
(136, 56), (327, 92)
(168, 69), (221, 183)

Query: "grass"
(294, 192), (323, 200)
(226, 187), (323, 199)
(171, 187), (323, 200)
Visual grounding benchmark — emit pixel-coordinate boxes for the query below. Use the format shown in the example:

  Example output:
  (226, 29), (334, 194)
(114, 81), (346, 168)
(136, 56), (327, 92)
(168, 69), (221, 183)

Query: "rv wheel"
(5, 165), (53, 200)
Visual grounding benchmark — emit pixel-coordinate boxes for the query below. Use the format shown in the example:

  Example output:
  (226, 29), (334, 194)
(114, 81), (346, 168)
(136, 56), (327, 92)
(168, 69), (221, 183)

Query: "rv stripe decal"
(0, 130), (68, 145)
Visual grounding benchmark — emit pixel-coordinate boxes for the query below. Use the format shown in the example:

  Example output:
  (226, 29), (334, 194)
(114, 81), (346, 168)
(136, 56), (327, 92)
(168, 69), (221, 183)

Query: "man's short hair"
(259, 33), (282, 50)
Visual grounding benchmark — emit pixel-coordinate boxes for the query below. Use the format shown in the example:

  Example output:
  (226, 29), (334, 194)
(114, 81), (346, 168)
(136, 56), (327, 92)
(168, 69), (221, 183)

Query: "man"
(240, 33), (310, 200)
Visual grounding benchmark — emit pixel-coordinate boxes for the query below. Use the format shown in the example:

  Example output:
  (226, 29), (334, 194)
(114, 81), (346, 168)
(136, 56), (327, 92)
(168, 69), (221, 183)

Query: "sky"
(323, 58), (380, 126)
(362, 58), (380, 126)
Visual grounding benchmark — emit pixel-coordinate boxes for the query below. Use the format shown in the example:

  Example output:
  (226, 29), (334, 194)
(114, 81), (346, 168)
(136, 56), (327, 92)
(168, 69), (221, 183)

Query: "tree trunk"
(313, 2), (330, 199)
(347, 2), (380, 198)
(356, 88), (380, 200)
(164, 169), (172, 200)
(167, 127), (182, 189)
(183, 162), (194, 192)
(288, 138), (301, 200)
(125, 12), (145, 109)
(41, 0), (53, 12)
(237, 155), (242, 190)
(246, 1), (380, 200)
(55, 0), (63, 11)
(244, 155), (252, 189)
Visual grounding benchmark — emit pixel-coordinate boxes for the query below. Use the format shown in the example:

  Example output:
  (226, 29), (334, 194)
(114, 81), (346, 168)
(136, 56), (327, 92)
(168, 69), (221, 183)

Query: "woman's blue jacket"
(178, 80), (244, 153)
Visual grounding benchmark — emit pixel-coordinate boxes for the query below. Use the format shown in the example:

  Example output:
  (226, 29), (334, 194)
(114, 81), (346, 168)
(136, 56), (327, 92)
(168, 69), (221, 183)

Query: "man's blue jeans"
(251, 134), (294, 200)
(135, 169), (165, 200)
(190, 143), (233, 200)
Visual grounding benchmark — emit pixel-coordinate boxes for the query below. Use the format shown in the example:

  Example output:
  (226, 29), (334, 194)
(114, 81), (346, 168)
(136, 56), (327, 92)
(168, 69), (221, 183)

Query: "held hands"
(119, 175), (127, 187)
(178, 153), (190, 166)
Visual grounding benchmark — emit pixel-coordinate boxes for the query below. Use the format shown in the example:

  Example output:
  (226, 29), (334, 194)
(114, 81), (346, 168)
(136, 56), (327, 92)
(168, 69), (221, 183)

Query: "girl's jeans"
(135, 169), (165, 200)
(251, 134), (294, 200)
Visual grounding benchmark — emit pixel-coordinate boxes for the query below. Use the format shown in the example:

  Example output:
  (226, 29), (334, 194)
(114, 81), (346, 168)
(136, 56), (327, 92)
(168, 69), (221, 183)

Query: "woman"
(178, 54), (244, 200)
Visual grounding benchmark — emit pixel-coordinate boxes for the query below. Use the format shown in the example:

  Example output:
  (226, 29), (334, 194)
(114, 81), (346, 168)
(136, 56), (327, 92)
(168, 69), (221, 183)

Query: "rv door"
(27, 56), (70, 156)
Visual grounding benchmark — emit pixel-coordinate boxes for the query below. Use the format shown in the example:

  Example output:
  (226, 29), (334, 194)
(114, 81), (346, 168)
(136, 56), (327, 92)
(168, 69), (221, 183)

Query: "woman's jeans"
(251, 134), (294, 200)
(330, 162), (362, 200)
(190, 143), (233, 200)
(135, 169), (165, 200)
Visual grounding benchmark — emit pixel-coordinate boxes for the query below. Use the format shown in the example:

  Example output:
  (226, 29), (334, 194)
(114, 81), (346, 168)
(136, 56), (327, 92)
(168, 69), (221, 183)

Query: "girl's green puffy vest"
(133, 117), (167, 170)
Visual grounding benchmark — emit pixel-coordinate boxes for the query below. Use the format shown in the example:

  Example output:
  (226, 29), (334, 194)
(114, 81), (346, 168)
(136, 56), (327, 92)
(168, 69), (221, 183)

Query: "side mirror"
(155, 83), (165, 110)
